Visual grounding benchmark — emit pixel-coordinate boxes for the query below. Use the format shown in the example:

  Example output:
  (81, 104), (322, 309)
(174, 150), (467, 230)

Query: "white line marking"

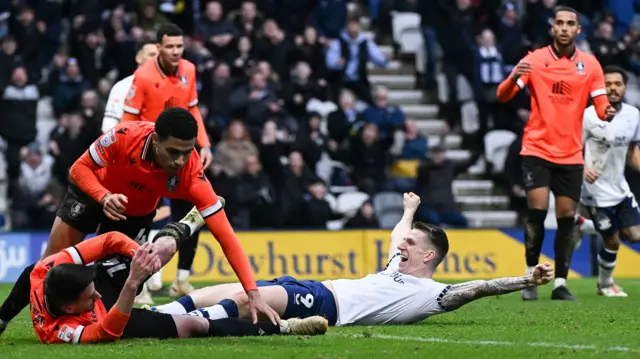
(330, 333), (639, 353)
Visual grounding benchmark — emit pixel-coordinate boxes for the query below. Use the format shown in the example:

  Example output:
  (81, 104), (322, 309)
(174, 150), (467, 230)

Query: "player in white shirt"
(580, 65), (640, 297)
(149, 193), (554, 326)
(101, 40), (158, 133)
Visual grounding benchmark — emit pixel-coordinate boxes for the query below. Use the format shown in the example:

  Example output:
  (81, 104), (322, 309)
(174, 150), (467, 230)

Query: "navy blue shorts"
(256, 276), (338, 326)
(586, 196), (640, 238)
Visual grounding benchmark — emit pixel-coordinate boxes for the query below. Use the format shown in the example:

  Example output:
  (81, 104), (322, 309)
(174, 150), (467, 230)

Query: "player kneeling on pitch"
(29, 216), (327, 344)
(152, 193), (554, 326)
(581, 65), (640, 297)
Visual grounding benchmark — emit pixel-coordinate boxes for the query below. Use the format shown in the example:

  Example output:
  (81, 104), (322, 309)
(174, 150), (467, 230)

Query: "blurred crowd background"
(1, 0), (640, 232)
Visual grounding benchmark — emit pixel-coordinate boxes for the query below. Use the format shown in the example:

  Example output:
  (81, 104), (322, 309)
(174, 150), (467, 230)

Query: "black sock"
(525, 208), (547, 267)
(0, 263), (35, 322)
(178, 232), (199, 271)
(554, 216), (576, 280)
(206, 318), (280, 337)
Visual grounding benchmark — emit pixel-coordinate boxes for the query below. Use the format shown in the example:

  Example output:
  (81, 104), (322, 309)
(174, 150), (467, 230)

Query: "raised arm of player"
(388, 193), (421, 260)
(589, 62), (614, 121)
(497, 54), (533, 103)
(69, 127), (127, 210)
(120, 77), (148, 122)
(438, 262), (554, 311)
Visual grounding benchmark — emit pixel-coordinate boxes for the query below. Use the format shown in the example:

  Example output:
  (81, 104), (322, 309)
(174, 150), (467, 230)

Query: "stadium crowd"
(0, 0), (639, 231)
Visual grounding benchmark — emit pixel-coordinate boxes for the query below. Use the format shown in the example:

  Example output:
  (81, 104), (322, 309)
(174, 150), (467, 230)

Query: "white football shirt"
(101, 75), (134, 133)
(581, 103), (640, 208)
(329, 253), (450, 326)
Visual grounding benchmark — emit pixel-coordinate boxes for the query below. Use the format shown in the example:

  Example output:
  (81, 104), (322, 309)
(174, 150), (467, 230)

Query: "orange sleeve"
(121, 76), (147, 122)
(49, 308), (130, 344)
(589, 61), (610, 120)
(40, 232), (140, 267)
(186, 167), (257, 291)
(187, 70), (211, 148)
(592, 95), (612, 121)
(497, 53), (533, 103)
(68, 127), (125, 203)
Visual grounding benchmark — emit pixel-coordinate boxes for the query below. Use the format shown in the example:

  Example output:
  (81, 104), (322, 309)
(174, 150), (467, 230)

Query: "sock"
(218, 299), (239, 317)
(575, 215), (597, 235)
(190, 304), (229, 320)
(0, 263), (35, 323)
(554, 216), (576, 282)
(152, 295), (196, 315)
(177, 232), (198, 273)
(597, 247), (617, 286)
(525, 209), (548, 267)
(554, 278), (566, 289)
(176, 269), (190, 282)
(206, 318), (281, 337)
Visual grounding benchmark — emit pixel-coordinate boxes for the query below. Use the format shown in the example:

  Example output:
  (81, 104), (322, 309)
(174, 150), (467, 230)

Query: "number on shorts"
(133, 228), (148, 244)
(102, 258), (128, 278)
(294, 293), (314, 308)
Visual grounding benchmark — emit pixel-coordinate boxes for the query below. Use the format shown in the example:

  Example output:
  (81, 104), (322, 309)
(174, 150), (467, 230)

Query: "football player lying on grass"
(28, 208), (327, 344)
(151, 193), (554, 326)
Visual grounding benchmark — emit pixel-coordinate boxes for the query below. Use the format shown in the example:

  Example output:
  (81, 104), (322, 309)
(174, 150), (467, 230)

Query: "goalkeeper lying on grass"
(151, 193), (554, 326)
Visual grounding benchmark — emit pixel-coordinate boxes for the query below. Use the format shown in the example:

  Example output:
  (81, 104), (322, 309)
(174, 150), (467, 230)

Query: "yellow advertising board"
(161, 230), (581, 283)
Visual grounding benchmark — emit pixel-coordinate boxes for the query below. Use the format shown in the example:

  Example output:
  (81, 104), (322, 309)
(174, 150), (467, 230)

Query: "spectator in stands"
(284, 61), (326, 119)
(197, 1), (237, 60)
(625, 24), (640, 76)
(201, 62), (234, 132)
(230, 70), (283, 141)
(215, 120), (259, 178)
(418, 0), (445, 99)
(49, 112), (94, 187)
(257, 60), (283, 96)
(361, 85), (406, 138)
(0, 35), (21, 89)
(52, 58), (91, 117)
(309, 0), (348, 40)
(257, 20), (296, 83)
(346, 123), (393, 195)
(235, 154), (277, 228)
(0, 66), (39, 199)
(137, 1), (169, 32)
(326, 18), (389, 104)
(504, 123), (528, 226)
(477, 28), (505, 135)
(591, 21), (629, 69)
(605, 0), (638, 38)
(228, 36), (256, 78)
(76, 30), (107, 86)
(296, 27), (329, 83)
(327, 89), (362, 146)
(294, 112), (329, 170)
(10, 142), (59, 230)
(525, 0), (556, 48)
(344, 200), (380, 228)
(415, 146), (479, 228)
(497, 2), (528, 70)
(232, 1), (264, 43)
(277, 151), (318, 227)
(390, 120), (428, 192)
(13, 7), (42, 82)
(0, 9), (8, 40)
(79, 89), (103, 139)
(297, 179), (340, 228)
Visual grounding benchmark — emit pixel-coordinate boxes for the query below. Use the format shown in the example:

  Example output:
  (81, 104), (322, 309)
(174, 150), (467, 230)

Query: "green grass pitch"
(1, 279), (639, 358)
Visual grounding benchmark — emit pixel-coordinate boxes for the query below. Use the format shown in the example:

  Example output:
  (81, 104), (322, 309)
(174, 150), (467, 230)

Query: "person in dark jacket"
(309, 0), (348, 39)
(235, 154), (277, 228)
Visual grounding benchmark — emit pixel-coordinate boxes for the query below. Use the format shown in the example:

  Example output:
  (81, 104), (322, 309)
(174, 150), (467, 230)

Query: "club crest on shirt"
(57, 325), (74, 342)
(127, 85), (136, 99)
(167, 175), (180, 191)
(180, 75), (188, 88)
(576, 62), (585, 75)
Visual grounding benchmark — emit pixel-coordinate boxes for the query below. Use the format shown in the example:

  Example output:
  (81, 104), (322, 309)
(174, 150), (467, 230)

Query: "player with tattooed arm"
(152, 193), (554, 326)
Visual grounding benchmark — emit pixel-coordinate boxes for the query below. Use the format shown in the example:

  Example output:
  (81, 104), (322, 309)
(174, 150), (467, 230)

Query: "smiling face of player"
(64, 282), (101, 314)
(604, 72), (626, 107)
(552, 10), (581, 48)
(396, 229), (438, 276)
(158, 34), (184, 70)
(153, 135), (196, 175)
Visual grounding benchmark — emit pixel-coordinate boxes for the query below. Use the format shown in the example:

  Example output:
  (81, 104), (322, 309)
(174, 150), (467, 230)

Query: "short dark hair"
(156, 23), (184, 43)
(155, 107), (198, 141)
(137, 39), (157, 53)
(603, 65), (629, 84)
(554, 6), (579, 22)
(44, 264), (96, 312)
(412, 221), (449, 268)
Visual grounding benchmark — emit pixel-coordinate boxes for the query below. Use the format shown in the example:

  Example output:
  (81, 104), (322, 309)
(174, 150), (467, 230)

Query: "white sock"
(279, 319), (290, 334)
(176, 269), (190, 282)
(597, 248), (617, 286)
(153, 301), (188, 315)
(194, 305), (229, 320)
(147, 269), (163, 291)
(526, 266), (536, 275)
(577, 217), (597, 235)
(554, 278), (566, 289)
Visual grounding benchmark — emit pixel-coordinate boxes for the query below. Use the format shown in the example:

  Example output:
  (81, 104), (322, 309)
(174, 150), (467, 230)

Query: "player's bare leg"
(551, 196), (578, 301)
(170, 314), (327, 338)
(522, 187), (550, 301)
(0, 217), (89, 335)
(187, 286), (288, 321)
(596, 231), (627, 297)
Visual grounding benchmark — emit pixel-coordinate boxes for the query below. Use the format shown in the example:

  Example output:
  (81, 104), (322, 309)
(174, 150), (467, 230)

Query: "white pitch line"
(330, 333), (640, 353)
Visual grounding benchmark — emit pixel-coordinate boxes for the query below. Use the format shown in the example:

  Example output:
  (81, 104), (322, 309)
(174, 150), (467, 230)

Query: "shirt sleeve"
(589, 60), (607, 99)
(634, 110), (640, 142)
(121, 76), (147, 120)
(48, 308), (131, 344)
(102, 81), (126, 133)
(513, 52), (533, 89)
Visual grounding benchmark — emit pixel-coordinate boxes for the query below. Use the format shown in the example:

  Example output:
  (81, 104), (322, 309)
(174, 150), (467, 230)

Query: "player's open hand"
(403, 192), (421, 213)
(584, 168), (600, 184)
(532, 262), (554, 285)
(247, 290), (281, 325)
(102, 193), (128, 221)
(511, 62), (532, 80)
(605, 105), (616, 121)
(200, 147), (213, 170)
(129, 243), (159, 285)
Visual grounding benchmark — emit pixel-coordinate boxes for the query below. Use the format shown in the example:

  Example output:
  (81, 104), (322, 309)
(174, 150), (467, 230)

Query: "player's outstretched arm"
(388, 193), (420, 260)
(439, 263), (553, 311)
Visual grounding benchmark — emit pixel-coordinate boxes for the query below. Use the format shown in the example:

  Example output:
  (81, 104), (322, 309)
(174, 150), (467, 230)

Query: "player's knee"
(174, 316), (210, 338)
(622, 227), (640, 242)
(231, 293), (251, 317)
